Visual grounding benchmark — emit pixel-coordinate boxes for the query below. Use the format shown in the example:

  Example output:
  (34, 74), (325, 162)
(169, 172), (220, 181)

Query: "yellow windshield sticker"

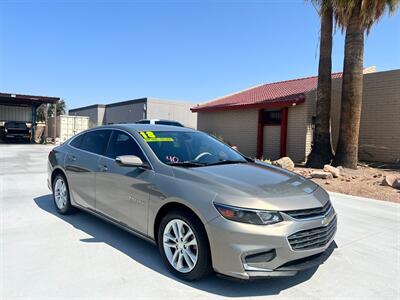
(139, 131), (174, 142)
(145, 137), (174, 142)
(140, 131), (156, 139)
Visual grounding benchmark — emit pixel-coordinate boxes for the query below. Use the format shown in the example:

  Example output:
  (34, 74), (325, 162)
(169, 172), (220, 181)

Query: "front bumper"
(205, 206), (337, 279)
(5, 133), (31, 139)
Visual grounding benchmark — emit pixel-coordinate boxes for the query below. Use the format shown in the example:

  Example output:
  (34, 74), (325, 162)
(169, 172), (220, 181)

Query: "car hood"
(171, 162), (327, 211)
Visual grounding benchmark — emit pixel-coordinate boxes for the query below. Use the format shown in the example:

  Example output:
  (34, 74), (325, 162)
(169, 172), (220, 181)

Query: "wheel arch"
(51, 167), (67, 189)
(153, 202), (207, 246)
(154, 201), (214, 279)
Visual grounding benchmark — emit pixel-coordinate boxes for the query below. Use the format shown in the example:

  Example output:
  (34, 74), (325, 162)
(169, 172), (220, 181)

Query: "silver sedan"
(48, 124), (337, 281)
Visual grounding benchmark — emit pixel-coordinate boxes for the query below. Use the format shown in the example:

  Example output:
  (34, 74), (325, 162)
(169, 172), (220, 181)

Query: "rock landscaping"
(271, 157), (295, 171)
(323, 165), (341, 178)
(310, 170), (333, 179)
(294, 164), (400, 203)
(264, 157), (399, 202)
(382, 174), (400, 189)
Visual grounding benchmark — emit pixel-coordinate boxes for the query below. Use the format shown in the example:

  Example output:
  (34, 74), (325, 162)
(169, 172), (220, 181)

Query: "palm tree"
(37, 99), (67, 121)
(306, 0), (334, 168)
(333, 0), (399, 168)
(48, 99), (66, 117)
(36, 104), (47, 122)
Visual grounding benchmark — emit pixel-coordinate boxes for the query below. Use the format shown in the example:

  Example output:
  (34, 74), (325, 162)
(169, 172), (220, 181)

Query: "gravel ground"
(294, 165), (400, 203)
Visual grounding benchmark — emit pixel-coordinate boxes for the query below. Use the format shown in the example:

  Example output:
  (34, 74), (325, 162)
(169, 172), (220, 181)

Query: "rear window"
(136, 120), (150, 124)
(70, 134), (84, 148)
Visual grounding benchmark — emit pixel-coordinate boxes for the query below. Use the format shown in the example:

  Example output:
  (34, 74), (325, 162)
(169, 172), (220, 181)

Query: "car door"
(65, 129), (111, 210)
(95, 129), (154, 234)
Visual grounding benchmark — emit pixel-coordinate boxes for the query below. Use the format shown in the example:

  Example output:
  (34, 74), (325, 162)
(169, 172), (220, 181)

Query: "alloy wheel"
(163, 219), (198, 273)
(54, 178), (68, 209)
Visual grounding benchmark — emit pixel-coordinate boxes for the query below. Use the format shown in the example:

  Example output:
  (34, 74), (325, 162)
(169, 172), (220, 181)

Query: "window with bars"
(262, 110), (281, 125)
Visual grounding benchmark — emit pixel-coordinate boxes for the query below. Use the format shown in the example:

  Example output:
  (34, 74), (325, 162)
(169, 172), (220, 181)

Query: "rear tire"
(157, 209), (212, 281)
(52, 174), (76, 214)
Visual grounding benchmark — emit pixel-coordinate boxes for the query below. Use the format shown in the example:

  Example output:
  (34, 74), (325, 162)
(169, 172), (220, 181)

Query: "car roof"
(98, 123), (195, 133)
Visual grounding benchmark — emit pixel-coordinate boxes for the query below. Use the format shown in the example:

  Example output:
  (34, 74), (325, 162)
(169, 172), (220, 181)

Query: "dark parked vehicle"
(4, 121), (31, 142)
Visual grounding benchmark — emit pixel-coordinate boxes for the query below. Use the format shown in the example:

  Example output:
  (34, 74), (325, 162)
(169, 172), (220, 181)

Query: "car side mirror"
(115, 155), (148, 168)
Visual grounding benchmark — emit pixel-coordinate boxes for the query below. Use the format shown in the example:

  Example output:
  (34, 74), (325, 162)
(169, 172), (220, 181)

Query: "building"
(0, 92), (60, 142)
(48, 115), (90, 143)
(192, 69), (400, 164)
(69, 98), (197, 128)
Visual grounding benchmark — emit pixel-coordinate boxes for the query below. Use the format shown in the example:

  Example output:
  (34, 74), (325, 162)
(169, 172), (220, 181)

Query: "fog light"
(245, 249), (276, 264)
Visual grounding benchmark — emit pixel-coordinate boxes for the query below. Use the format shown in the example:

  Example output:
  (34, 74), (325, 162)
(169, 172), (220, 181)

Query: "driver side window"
(105, 130), (146, 162)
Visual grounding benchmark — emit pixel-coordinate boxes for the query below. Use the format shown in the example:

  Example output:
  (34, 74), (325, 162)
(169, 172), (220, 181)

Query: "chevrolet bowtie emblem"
(322, 216), (330, 226)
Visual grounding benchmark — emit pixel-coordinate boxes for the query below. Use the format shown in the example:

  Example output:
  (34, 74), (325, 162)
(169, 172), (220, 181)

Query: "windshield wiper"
(166, 161), (206, 168)
(204, 160), (247, 166)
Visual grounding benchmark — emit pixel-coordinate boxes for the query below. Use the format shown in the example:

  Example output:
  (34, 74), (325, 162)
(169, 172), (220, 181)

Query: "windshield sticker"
(166, 156), (179, 163)
(139, 131), (174, 142)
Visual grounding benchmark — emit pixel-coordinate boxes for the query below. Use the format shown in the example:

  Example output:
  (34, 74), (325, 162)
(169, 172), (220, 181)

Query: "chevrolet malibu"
(47, 124), (337, 281)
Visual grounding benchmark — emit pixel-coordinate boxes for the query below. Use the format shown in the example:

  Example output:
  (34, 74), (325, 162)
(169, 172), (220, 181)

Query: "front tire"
(157, 209), (212, 281)
(52, 174), (75, 214)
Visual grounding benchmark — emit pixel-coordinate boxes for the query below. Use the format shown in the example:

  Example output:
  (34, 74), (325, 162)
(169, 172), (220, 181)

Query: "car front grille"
(284, 201), (332, 219)
(288, 216), (337, 251)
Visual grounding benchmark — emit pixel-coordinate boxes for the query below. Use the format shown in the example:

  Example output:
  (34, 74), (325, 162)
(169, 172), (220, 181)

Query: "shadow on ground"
(34, 194), (319, 297)
(0, 138), (31, 144)
(361, 161), (400, 171)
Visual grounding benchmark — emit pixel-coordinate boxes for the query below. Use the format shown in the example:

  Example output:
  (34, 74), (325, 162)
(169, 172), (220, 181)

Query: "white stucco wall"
(147, 99), (197, 129)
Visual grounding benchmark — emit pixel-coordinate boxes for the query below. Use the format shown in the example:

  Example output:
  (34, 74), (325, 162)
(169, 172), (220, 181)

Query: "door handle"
(99, 164), (108, 172)
(68, 155), (77, 161)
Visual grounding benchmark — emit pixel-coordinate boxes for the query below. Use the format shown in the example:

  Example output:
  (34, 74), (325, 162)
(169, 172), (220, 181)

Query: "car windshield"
(139, 130), (247, 167)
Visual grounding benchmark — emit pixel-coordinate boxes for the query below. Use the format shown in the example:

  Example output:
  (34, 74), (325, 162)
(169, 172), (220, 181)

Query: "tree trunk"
(306, 5), (334, 168)
(333, 1), (364, 169)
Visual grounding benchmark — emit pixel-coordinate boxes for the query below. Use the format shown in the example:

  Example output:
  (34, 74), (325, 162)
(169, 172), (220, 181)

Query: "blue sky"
(0, 0), (399, 110)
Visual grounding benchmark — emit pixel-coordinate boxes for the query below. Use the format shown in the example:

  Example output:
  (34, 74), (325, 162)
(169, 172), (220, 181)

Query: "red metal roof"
(191, 73), (342, 112)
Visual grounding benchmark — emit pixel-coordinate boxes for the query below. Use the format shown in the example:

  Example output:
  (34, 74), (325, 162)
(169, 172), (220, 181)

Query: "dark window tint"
(136, 120), (150, 124)
(80, 130), (111, 155)
(105, 130), (146, 161)
(155, 120), (183, 127)
(262, 110), (281, 125)
(70, 134), (84, 148)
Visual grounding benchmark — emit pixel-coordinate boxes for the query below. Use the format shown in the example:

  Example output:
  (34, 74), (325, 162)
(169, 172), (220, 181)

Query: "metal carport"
(0, 92), (60, 143)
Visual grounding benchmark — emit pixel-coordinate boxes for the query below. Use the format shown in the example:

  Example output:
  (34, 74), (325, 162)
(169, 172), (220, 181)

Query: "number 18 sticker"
(139, 131), (174, 142)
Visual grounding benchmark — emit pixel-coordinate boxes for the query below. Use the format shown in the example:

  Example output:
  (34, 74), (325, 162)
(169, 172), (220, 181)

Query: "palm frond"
(332, 0), (400, 33)
(307, 0), (333, 15)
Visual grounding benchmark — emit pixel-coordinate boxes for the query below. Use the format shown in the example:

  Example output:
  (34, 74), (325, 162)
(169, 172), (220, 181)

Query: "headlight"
(214, 203), (283, 225)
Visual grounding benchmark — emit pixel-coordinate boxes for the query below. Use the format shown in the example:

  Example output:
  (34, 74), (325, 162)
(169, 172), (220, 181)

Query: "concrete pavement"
(1, 144), (399, 299)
